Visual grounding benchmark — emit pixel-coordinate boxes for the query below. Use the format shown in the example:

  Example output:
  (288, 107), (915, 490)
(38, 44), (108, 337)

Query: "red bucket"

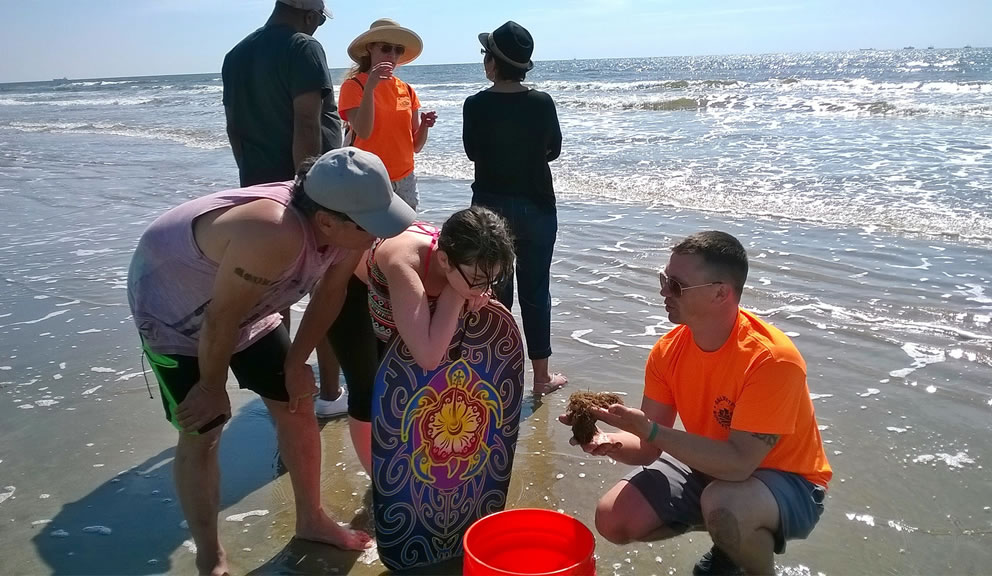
(463, 509), (596, 575)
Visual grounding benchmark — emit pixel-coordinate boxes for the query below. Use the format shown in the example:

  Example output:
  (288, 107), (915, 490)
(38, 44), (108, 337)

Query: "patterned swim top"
(367, 223), (440, 342)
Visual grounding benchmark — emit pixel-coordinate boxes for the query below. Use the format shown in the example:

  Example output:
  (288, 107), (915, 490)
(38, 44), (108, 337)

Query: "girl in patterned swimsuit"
(330, 206), (515, 472)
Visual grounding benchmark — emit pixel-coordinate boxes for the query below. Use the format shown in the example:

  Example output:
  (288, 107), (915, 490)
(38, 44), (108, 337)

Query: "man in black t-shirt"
(222, 0), (342, 188)
(223, 0), (349, 426)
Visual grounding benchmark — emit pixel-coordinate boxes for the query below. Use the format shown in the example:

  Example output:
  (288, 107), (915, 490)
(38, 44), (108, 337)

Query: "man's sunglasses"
(338, 213), (365, 233)
(659, 271), (720, 298)
(377, 43), (406, 55)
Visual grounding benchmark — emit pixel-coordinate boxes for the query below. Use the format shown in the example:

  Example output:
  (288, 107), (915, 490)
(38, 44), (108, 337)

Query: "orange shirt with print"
(338, 74), (419, 181)
(644, 309), (832, 488)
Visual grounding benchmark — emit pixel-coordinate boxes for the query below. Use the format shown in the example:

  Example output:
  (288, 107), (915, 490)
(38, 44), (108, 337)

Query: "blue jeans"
(472, 193), (557, 360)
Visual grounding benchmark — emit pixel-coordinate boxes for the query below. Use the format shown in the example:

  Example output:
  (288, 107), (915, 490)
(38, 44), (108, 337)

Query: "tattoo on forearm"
(751, 433), (779, 448)
(234, 267), (273, 286)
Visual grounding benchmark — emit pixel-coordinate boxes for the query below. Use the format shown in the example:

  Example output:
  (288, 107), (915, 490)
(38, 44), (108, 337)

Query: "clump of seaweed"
(566, 391), (623, 444)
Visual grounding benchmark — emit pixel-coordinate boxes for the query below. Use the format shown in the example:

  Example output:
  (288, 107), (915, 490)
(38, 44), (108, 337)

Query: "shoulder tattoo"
(234, 267), (274, 287)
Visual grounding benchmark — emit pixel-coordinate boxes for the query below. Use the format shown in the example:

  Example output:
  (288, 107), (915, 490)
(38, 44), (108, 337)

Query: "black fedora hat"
(478, 21), (534, 71)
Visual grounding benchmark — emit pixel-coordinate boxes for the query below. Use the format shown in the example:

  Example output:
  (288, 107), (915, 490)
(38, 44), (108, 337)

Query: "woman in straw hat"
(463, 21), (567, 395)
(338, 18), (435, 211)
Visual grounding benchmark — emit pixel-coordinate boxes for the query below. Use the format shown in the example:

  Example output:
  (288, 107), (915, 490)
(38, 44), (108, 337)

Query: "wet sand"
(1, 167), (991, 575)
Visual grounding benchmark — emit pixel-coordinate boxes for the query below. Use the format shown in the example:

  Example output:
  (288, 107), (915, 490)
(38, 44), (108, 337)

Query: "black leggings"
(327, 275), (383, 422)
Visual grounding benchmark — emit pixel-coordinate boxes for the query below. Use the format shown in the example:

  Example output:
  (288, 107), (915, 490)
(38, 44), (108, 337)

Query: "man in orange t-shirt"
(562, 231), (831, 575)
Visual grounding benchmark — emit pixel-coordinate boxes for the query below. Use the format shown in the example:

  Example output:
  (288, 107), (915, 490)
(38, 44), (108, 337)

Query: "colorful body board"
(371, 301), (525, 571)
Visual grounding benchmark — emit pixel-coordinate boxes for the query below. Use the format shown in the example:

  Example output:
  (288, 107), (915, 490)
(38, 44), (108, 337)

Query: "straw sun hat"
(347, 18), (423, 66)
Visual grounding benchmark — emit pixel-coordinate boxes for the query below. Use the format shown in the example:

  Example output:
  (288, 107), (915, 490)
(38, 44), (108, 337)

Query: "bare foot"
(297, 512), (373, 550)
(535, 372), (568, 395)
(195, 547), (229, 576)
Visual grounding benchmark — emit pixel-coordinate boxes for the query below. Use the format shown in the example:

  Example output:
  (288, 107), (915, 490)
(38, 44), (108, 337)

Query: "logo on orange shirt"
(713, 396), (735, 429)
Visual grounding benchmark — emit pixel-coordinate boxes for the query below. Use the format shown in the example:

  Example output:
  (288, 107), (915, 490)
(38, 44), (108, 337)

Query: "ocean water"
(3, 49), (992, 240)
(1, 49), (991, 575)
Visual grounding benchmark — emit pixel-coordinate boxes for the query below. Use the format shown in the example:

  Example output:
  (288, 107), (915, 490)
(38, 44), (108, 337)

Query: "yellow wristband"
(647, 421), (659, 442)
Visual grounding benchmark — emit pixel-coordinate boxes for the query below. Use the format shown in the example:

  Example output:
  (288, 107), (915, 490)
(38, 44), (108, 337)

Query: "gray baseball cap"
(304, 148), (415, 238)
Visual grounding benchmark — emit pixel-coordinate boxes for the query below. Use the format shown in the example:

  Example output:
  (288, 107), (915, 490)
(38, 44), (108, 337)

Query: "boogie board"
(371, 301), (525, 571)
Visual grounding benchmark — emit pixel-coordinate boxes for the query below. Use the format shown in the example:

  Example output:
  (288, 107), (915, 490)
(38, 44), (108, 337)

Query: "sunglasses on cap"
(377, 43), (405, 55)
(658, 270), (721, 298)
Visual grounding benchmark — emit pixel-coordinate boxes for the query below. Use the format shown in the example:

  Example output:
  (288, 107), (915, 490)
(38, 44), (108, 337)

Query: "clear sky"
(0, 0), (989, 83)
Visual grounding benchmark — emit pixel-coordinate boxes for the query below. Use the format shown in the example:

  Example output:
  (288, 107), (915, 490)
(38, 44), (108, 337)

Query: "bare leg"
(175, 428), (229, 576)
(262, 397), (372, 550)
(700, 478), (780, 575)
(349, 417), (372, 475)
(532, 356), (567, 395)
(595, 480), (682, 545)
(316, 338), (341, 401)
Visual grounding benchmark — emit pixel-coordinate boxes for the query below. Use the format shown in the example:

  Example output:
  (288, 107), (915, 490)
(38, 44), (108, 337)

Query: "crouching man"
(562, 231), (831, 575)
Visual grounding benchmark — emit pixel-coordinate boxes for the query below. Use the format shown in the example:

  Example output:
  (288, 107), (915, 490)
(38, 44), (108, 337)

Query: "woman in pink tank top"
(357, 207), (514, 367)
(329, 206), (515, 473)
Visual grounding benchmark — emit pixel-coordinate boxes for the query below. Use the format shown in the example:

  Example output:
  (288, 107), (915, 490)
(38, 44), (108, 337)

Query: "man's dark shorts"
(625, 455), (826, 553)
(327, 274), (384, 423)
(142, 326), (292, 434)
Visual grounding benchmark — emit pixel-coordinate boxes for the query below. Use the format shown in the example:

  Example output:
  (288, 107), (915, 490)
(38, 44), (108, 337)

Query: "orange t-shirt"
(644, 309), (832, 488)
(338, 74), (420, 181)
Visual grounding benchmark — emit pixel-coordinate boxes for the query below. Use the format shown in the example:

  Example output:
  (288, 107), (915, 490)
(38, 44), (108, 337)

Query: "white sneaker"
(315, 388), (348, 418)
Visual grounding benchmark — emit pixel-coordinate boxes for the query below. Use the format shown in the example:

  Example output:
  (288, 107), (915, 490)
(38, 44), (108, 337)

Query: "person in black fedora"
(463, 21), (567, 394)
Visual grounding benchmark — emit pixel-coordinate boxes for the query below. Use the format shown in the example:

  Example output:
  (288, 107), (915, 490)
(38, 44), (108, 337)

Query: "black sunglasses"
(311, 10), (327, 26)
(454, 263), (502, 291)
(378, 43), (406, 55)
(658, 271), (720, 298)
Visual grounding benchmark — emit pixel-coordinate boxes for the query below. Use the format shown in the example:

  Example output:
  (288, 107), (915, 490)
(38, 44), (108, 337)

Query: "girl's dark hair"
(438, 206), (515, 284)
(346, 49), (372, 79)
(486, 52), (527, 82)
(289, 157), (351, 223)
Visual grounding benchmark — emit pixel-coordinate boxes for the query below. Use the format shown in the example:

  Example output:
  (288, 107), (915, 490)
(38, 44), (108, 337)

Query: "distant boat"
(903, 46), (915, 50)
(964, 45), (973, 49)
(927, 45), (935, 50)
(52, 77), (69, 85)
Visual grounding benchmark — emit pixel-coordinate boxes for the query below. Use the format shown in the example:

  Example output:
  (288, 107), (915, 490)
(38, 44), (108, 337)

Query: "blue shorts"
(625, 455), (826, 553)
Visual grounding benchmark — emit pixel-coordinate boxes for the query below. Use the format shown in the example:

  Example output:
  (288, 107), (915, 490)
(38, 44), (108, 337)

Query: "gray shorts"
(625, 455), (826, 554)
(392, 172), (418, 210)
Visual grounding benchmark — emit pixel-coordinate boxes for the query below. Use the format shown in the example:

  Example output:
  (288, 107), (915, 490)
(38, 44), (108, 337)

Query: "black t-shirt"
(462, 89), (562, 209)
(222, 24), (342, 187)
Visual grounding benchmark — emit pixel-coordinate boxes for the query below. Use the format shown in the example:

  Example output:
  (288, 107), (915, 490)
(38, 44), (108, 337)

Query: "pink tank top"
(127, 182), (346, 356)
(366, 223), (439, 342)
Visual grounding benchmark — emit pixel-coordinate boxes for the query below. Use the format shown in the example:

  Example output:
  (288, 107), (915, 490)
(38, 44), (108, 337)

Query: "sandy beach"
(2, 174), (991, 574)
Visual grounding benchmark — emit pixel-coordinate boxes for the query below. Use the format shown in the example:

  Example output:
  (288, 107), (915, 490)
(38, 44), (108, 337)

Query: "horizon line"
(2, 45), (987, 85)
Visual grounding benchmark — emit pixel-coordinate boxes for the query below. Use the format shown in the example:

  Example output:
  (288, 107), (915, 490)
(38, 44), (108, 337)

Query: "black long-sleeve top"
(462, 89), (562, 209)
